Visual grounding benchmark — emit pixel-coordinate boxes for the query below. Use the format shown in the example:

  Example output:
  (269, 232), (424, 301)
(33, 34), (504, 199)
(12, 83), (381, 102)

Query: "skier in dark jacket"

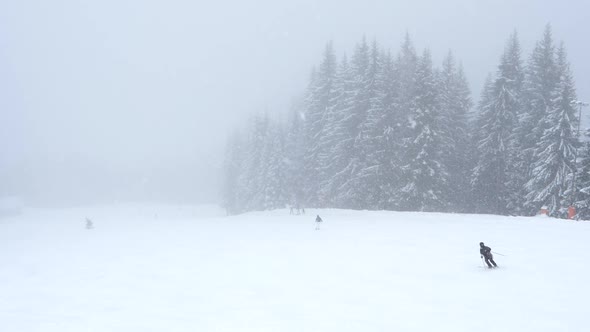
(480, 242), (497, 268)
(315, 215), (323, 230)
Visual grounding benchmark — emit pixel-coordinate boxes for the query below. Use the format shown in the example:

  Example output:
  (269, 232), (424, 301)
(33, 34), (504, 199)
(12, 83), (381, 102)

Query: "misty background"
(1, 0), (588, 207)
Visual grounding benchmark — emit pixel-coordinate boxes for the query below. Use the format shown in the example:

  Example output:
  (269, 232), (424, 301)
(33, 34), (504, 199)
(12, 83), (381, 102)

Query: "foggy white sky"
(1, 0), (589, 205)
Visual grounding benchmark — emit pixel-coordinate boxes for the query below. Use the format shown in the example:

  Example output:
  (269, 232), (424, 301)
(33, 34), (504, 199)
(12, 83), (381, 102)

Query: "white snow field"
(1, 205), (589, 332)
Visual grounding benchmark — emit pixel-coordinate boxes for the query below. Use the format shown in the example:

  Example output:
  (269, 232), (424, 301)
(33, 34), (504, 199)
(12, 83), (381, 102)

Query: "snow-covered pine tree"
(284, 101), (306, 208)
(519, 25), (559, 213)
(315, 55), (358, 207)
(575, 129), (590, 220)
(384, 34), (419, 209)
(350, 39), (383, 209)
(398, 49), (447, 212)
(471, 32), (522, 215)
(320, 54), (355, 208)
(469, 74), (493, 213)
(437, 52), (472, 212)
(374, 50), (404, 210)
(497, 32), (526, 215)
(222, 130), (245, 215)
(261, 122), (288, 210)
(555, 43), (580, 210)
(521, 25), (558, 146)
(471, 74), (494, 146)
(315, 101), (338, 207)
(331, 37), (372, 209)
(358, 50), (401, 210)
(395, 33), (418, 116)
(242, 114), (271, 211)
(525, 42), (578, 217)
(302, 41), (338, 207)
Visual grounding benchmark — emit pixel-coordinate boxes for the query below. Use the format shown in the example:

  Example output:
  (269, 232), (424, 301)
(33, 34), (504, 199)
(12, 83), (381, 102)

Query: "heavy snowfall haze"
(1, 0), (589, 207)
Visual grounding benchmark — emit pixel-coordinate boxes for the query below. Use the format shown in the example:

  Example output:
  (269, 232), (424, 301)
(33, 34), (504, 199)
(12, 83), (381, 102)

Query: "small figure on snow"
(290, 203), (305, 215)
(315, 215), (323, 230)
(479, 242), (497, 268)
(85, 217), (94, 230)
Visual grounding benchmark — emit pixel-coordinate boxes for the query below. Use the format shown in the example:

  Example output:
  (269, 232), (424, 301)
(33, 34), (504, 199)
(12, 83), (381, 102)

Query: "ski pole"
(481, 256), (485, 267)
(492, 251), (506, 256)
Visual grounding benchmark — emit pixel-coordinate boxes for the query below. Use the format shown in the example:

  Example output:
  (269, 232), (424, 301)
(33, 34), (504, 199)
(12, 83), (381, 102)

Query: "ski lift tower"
(573, 100), (589, 139)
(569, 100), (589, 219)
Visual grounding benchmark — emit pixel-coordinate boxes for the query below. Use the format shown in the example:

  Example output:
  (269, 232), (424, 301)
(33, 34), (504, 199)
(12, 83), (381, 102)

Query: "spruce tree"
(222, 131), (245, 215)
(575, 130), (590, 220)
(519, 25), (558, 214)
(332, 37), (372, 209)
(383, 34), (418, 209)
(262, 123), (288, 210)
(472, 33), (523, 215)
(399, 50), (447, 211)
(376, 51), (404, 210)
(302, 42), (338, 207)
(242, 115), (271, 210)
(321, 56), (356, 208)
(525, 43), (578, 216)
(350, 39), (383, 209)
(360, 50), (400, 210)
(284, 103), (306, 208)
(438, 52), (472, 212)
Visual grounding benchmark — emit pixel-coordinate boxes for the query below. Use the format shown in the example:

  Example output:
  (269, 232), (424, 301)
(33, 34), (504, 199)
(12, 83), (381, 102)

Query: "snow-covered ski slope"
(1, 205), (589, 332)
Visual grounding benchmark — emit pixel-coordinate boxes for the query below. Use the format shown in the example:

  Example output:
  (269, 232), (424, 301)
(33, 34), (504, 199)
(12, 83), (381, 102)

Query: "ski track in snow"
(1, 205), (589, 332)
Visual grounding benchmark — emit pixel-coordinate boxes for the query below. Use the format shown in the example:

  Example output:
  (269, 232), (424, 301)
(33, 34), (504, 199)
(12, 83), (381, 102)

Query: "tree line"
(223, 25), (590, 219)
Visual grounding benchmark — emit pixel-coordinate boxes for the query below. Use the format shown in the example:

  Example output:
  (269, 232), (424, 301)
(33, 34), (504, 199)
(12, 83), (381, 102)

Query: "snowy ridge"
(1, 206), (588, 331)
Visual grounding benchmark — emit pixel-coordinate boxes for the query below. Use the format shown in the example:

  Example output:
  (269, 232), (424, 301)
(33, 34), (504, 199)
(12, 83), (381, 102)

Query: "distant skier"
(85, 217), (94, 230)
(291, 203), (302, 215)
(479, 242), (497, 268)
(315, 215), (323, 230)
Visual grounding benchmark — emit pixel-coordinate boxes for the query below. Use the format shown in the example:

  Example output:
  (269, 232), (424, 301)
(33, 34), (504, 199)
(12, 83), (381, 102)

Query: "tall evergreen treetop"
(521, 24), (558, 152)
(303, 41), (338, 206)
(400, 49), (447, 212)
(472, 32), (524, 215)
(525, 42), (578, 216)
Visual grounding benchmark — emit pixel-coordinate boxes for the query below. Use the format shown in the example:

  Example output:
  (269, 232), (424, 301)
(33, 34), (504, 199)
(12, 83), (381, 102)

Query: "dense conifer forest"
(223, 26), (590, 219)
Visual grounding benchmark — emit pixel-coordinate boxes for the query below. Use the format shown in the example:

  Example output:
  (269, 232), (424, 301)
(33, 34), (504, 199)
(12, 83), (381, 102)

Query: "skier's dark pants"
(484, 255), (497, 268)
